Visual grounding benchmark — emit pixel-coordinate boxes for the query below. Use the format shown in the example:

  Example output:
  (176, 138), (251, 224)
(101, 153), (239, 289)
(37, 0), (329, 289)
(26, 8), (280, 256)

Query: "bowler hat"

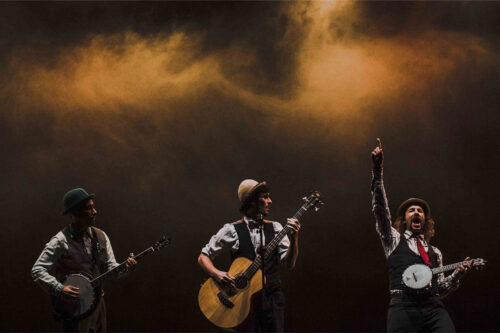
(238, 179), (267, 212)
(397, 198), (431, 218)
(62, 188), (94, 215)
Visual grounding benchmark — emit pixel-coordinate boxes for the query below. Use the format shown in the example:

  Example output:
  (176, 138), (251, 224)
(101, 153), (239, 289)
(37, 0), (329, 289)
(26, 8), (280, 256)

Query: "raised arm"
(371, 138), (399, 257)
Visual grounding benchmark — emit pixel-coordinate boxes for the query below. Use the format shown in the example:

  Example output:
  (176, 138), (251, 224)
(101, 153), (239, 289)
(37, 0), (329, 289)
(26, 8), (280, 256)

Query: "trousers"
(387, 293), (455, 333)
(62, 298), (107, 332)
(236, 289), (285, 333)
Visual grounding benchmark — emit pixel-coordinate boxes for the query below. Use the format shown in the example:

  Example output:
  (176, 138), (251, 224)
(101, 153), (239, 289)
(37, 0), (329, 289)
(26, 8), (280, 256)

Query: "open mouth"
(411, 218), (422, 229)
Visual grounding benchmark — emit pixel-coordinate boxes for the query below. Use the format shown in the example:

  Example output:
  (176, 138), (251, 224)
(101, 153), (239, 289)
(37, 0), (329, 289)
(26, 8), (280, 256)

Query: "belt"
(390, 289), (439, 298)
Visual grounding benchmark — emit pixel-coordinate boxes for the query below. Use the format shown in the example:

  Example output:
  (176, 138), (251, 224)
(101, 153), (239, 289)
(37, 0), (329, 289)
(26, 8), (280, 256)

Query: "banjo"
(402, 258), (486, 290)
(52, 236), (170, 320)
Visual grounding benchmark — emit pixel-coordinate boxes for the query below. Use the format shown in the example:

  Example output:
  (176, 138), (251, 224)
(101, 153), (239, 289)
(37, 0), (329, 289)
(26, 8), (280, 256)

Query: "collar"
(69, 224), (92, 239)
(405, 230), (425, 241)
(243, 216), (262, 229)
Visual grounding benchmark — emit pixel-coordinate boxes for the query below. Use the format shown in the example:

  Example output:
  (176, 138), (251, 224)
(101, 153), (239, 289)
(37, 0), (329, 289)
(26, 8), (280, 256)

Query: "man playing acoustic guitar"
(371, 138), (475, 332)
(198, 179), (300, 332)
(32, 188), (137, 332)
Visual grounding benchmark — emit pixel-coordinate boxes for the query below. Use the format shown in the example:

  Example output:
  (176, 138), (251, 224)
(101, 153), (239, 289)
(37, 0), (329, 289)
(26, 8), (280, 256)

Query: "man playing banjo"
(370, 138), (474, 332)
(32, 188), (137, 332)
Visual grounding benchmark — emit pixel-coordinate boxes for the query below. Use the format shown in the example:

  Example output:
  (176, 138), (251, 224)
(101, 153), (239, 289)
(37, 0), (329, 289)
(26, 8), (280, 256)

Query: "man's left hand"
(454, 256), (472, 279)
(124, 256), (138, 272)
(287, 218), (301, 237)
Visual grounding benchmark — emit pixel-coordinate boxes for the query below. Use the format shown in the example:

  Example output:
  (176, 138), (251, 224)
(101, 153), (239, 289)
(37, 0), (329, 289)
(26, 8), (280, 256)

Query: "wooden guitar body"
(198, 257), (263, 328)
(198, 191), (324, 328)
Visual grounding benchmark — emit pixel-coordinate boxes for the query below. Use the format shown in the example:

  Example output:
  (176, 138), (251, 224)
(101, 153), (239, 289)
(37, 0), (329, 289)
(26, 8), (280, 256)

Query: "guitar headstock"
(302, 191), (324, 212)
(153, 236), (171, 251)
(472, 258), (487, 269)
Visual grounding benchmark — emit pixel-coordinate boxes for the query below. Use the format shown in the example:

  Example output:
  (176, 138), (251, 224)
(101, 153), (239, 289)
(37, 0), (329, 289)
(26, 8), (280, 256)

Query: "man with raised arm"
(198, 179), (300, 332)
(371, 138), (472, 333)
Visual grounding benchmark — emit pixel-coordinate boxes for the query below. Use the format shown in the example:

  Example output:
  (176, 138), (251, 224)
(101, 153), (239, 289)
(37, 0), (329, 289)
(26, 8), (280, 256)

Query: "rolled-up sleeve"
(201, 224), (238, 260)
(102, 232), (120, 271)
(272, 222), (290, 262)
(434, 247), (460, 298)
(31, 235), (66, 295)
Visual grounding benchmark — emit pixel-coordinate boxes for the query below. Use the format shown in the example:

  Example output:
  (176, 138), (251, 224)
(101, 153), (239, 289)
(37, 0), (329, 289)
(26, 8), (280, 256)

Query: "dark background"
(0, 1), (498, 332)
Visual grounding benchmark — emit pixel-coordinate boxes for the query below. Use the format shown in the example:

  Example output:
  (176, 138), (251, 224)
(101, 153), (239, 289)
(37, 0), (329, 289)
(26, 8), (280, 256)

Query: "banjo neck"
(431, 259), (474, 275)
(90, 247), (153, 284)
(90, 236), (169, 284)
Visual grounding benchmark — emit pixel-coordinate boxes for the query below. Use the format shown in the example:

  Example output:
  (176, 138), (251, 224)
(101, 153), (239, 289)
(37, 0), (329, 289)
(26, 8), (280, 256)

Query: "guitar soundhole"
(235, 275), (248, 289)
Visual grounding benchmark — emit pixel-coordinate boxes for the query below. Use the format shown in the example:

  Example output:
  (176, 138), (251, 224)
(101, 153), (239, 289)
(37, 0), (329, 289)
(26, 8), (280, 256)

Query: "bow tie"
(247, 220), (262, 229)
(410, 233), (424, 240)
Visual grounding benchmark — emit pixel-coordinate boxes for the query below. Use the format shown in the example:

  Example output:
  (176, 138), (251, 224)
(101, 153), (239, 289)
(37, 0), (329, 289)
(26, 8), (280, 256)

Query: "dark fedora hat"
(237, 179), (268, 212)
(397, 198), (431, 218)
(62, 188), (94, 215)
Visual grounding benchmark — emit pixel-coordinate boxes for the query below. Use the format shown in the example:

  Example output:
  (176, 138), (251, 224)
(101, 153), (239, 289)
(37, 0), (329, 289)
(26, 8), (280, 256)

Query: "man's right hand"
(61, 285), (80, 300)
(371, 138), (384, 168)
(213, 270), (236, 289)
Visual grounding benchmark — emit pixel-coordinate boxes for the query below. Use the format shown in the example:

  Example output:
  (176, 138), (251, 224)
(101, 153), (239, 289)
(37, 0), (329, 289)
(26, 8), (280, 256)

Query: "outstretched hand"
(371, 138), (384, 168)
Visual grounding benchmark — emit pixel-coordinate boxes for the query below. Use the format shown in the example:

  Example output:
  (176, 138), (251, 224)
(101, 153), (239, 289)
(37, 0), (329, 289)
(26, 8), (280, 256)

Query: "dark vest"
(387, 234), (439, 295)
(54, 226), (108, 283)
(232, 220), (281, 290)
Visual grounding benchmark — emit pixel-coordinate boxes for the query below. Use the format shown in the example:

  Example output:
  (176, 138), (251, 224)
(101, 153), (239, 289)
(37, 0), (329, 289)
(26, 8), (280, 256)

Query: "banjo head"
(57, 273), (98, 319)
(402, 264), (432, 289)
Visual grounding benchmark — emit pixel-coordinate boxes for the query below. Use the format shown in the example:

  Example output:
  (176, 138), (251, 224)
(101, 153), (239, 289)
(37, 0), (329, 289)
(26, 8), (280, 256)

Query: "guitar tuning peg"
(302, 196), (307, 201)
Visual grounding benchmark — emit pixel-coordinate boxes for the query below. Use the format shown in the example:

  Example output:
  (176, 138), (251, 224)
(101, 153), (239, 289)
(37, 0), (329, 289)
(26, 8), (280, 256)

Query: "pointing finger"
(377, 138), (382, 149)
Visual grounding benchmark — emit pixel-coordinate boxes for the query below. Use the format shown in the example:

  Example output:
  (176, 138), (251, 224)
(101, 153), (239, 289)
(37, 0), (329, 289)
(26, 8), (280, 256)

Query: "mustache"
(411, 215), (423, 222)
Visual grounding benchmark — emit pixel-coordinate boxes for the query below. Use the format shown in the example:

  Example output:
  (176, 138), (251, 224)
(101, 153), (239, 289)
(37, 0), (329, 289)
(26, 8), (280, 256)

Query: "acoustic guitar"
(198, 192), (323, 328)
(52, 236), (170, 320)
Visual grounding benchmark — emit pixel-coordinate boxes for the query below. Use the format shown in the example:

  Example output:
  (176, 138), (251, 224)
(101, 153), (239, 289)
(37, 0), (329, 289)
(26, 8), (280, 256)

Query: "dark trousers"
(63, 298), (106, 332)
(388, 294), (455, 333)
(236, 289), (285, 333)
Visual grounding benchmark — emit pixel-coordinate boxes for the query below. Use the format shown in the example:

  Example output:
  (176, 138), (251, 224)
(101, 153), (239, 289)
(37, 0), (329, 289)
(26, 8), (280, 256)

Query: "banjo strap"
(90, 227), (108, 277)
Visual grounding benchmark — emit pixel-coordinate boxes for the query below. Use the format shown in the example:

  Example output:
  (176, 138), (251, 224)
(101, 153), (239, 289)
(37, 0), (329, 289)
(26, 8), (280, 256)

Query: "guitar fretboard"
(242, 205), (308, 279)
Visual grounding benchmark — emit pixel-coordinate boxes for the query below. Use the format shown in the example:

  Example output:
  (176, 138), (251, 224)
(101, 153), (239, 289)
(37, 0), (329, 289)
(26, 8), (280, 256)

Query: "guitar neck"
(243, 206), (307, 278)
(90, 246), (154, 284)
(431, 260), (473, 275)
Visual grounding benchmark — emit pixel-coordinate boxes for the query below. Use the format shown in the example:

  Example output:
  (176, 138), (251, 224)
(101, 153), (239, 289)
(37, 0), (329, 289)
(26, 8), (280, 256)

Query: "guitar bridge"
(217, 292), (234, 309)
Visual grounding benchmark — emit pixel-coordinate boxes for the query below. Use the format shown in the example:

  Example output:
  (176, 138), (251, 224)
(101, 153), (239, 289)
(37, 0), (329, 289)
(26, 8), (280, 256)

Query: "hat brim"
(397, 198), (431, 218)
(239, 181), (267, 211)
(62, 193), (95, 215)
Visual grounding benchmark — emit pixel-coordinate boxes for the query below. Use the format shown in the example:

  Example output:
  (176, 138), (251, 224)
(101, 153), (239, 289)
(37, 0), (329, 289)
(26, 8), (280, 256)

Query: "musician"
(198, 179), (300, 332)
(371, 138), (473, 333)
(31, 188), (137, 332)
